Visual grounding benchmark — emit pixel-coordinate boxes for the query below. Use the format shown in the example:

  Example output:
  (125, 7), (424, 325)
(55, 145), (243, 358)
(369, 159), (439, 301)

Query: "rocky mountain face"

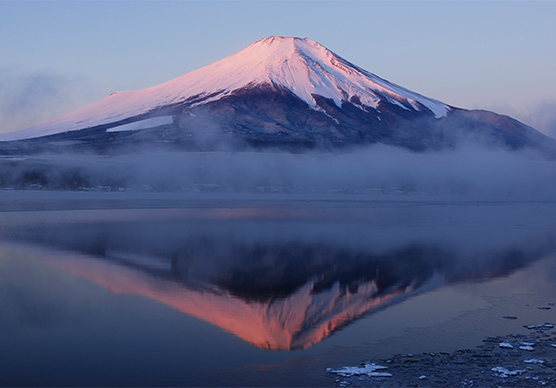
(0, 36), (554, 155)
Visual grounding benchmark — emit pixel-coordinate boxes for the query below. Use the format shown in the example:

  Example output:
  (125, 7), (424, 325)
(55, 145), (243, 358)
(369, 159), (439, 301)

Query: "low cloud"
(3, 144), (555, 200)
(482, 101), (556, 140)
(518, 102), (556, 139)
(0, 67), (95, 134)
(126, 146), (556, 198)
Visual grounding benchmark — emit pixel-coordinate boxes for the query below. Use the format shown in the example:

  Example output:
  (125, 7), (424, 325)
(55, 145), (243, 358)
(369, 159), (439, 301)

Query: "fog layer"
(2, 144), (555, 199)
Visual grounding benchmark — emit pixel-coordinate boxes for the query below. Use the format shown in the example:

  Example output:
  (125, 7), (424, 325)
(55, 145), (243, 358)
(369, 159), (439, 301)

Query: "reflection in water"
(4, 203), (555, 351)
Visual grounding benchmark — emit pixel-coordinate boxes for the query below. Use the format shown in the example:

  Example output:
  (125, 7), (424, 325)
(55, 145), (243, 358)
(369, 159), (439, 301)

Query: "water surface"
(1, 192), (555, 386)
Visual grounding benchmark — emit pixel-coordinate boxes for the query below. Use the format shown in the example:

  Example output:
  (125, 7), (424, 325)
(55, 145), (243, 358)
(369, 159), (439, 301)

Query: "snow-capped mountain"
(0, 36), (554, 154)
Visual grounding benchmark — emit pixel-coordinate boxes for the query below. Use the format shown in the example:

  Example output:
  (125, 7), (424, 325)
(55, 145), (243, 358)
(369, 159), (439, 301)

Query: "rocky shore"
(326, 323), (556, 387)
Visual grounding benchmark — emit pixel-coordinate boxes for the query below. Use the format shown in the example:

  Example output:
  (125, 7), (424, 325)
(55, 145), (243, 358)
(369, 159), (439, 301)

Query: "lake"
(1, 191), (555, 386)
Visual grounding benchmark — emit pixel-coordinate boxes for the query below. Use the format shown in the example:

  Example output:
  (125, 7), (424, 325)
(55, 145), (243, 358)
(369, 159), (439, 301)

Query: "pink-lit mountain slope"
(1, 36), (554, 154)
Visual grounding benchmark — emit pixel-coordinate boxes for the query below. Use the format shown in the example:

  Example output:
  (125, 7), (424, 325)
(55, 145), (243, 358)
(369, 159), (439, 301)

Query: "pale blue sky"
(1, 0), (556, 136)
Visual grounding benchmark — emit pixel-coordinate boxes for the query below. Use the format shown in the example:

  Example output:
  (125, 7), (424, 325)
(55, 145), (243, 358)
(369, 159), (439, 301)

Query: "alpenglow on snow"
(0, 37), (450, 141)
(1, 36), (553, 156)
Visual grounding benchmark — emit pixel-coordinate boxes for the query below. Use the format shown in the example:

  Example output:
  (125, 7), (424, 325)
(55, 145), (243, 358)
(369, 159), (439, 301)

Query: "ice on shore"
(499, 342), (514, 349)
(491, 367), (527, 378)
(519, 345), (535, 351)
(327, 363), (392, 377)
(524, 323), (554, 330)
(523, 359), (545, 364)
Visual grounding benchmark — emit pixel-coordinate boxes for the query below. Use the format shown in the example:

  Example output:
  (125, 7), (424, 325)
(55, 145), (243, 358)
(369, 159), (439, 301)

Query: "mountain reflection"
(6, 215), (555, 350)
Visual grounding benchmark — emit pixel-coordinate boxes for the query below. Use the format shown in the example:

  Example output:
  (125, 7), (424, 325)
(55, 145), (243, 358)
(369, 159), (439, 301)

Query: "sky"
(1, 0), (556, 137)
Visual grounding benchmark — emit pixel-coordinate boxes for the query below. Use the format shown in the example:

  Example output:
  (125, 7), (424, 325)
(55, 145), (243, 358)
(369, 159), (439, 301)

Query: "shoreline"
(326, 324), (556, 387)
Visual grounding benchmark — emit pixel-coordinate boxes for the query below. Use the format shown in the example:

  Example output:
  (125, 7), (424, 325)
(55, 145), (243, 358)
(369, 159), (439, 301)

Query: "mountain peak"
(1, 36), (451, 141)
(249, 36), (318, 50)
(252, 35), (311, 45)
(230, 35), (449, 117)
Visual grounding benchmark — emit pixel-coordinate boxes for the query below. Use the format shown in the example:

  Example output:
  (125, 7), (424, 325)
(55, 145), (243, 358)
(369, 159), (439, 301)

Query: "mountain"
(1, 36), (555, 154)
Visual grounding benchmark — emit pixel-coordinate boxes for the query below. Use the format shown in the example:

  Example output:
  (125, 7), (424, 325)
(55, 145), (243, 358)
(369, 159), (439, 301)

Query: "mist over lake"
(2, 143), (556, 199)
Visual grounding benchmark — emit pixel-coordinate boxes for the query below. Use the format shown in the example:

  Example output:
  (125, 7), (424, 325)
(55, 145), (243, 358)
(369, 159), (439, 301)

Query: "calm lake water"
(1, 192), (555, 386)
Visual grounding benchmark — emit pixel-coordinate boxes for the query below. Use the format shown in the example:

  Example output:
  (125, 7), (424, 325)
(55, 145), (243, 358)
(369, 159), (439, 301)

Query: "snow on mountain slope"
(0, 36), (450, 141)
(105, 116), (174, 133)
